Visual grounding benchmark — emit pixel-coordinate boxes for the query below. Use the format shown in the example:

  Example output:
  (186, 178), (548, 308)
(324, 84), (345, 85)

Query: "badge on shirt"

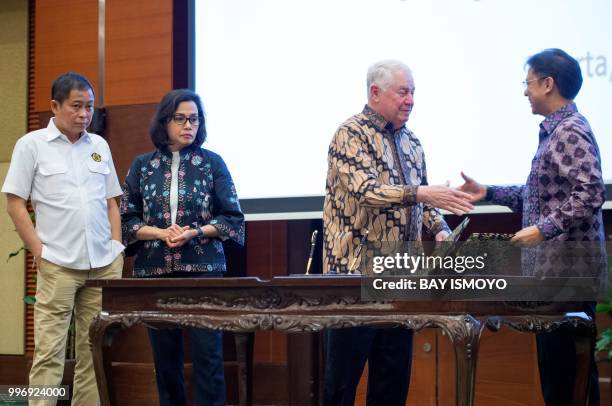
(91, 152), (102, 162)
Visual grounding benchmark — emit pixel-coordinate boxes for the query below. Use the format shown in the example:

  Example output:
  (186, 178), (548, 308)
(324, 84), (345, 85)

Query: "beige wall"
(0, 0), (28, 355)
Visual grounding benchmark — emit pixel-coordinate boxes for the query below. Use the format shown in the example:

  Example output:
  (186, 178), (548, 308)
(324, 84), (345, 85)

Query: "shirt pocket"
(86, 160), (110, 175)
(86, 160), (111, 199)
(37, 163), (68, 197)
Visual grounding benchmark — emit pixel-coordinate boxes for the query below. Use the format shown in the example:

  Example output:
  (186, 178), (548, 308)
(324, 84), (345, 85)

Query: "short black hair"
(526, 48), (582, 100)
(51, 73), (95, 104)
(149, 89), (206, 151)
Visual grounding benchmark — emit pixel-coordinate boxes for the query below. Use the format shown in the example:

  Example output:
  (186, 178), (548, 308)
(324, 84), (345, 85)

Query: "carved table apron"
(87, 276), (594, 406)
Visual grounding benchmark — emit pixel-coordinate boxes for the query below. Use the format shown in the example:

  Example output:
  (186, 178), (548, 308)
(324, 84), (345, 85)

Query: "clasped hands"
(159, 224), (199, 248)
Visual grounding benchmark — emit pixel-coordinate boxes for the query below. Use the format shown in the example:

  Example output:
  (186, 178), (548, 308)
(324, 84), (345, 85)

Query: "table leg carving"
(437, 315), (485, 406)
(89, 312), (144, 406)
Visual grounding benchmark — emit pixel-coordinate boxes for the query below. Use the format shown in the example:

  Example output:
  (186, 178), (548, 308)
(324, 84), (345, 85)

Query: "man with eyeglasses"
(322, 59), (474, 406)
(2, 72), (125, 405)
(460, 48), (606, 406)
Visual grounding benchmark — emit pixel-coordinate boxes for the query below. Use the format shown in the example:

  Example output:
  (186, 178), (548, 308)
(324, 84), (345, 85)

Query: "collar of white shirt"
(46, 118), (92, 144)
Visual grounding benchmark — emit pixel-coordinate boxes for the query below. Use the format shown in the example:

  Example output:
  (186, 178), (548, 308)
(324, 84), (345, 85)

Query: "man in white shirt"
(2, 73), (124, 405)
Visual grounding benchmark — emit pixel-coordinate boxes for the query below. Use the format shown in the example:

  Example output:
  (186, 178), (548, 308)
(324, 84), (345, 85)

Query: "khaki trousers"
(29, 255), (123, 406)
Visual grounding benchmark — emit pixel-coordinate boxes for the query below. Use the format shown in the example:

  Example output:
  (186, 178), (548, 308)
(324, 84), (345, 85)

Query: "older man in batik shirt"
(323, 104), (454, 272)
(323, 60), (474, 406)
(460, 49), (606, 406)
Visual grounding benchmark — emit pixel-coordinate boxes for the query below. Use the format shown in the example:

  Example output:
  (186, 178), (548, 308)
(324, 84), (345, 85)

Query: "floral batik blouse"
(120, 145), (245, 277)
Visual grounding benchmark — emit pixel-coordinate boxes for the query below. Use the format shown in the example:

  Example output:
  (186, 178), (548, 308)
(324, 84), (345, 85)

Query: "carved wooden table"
(87, 276), (594, 406)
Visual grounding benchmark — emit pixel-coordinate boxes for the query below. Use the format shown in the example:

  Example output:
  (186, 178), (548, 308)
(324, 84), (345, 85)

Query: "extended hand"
(416, 185), (474, 215)
(456, 172), (486, 202)
(510, 226), (544, 248)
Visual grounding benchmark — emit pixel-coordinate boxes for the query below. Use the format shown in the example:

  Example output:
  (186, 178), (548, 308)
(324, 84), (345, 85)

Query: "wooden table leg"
(438, 315), (484, 406)
(89, 312), (133, 406)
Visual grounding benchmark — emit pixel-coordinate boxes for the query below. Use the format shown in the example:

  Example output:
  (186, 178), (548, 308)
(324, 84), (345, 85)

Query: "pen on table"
(305, 229), (318, 275)
(349, 229), (369, 274)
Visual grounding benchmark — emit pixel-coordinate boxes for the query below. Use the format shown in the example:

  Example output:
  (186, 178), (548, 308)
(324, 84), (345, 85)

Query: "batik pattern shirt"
(121, 146), (245, 277)
(487, 103), (606, 277)
(323, 105), (450, 273)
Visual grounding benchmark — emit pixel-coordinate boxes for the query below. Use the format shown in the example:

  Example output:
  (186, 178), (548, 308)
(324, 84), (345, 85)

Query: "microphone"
(305, 230), (318, 275)
(349, 229), (369, 274)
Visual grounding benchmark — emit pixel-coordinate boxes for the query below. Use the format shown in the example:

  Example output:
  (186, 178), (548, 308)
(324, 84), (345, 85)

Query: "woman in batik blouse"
(120, 89), (244, 406)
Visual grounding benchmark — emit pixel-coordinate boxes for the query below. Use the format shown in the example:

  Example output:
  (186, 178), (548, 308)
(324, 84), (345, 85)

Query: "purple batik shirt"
(487, 103), (606, 277)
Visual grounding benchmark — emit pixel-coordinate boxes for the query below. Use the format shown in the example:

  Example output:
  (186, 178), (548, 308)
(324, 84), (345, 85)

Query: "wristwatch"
(195, 226), (205, 238)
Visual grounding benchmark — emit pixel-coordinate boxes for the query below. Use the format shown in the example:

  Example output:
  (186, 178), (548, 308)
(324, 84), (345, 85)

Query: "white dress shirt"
(2, 118), (124, 269)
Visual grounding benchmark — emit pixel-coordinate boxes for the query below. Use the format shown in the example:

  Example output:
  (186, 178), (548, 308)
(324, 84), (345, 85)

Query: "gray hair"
(367, 60), (412, 92)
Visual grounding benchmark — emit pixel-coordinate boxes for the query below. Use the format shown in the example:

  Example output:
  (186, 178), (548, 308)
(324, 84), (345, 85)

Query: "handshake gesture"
(417, 172), (489, 215)
(455, 172), (544, 247)
(416, 172), (481, 216)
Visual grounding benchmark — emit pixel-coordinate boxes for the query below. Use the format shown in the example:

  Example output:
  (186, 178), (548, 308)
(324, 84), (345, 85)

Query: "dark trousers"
(536, 302), (600, 406)
(148, 327), (226, 406)
(147, 271), (226, 406)
(324, 327), (413, 406)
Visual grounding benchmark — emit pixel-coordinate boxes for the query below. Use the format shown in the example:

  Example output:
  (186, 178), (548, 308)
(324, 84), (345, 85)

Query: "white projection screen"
(194, 0), (612, 218)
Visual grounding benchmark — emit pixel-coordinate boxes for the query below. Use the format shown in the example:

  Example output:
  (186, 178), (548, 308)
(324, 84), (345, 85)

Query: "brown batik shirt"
(323, 105), (450, 273)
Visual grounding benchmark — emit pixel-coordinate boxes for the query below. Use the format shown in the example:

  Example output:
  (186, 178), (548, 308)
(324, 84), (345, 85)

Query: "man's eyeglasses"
(172, 114), (201, 126)
(522, 76), (549, 89)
